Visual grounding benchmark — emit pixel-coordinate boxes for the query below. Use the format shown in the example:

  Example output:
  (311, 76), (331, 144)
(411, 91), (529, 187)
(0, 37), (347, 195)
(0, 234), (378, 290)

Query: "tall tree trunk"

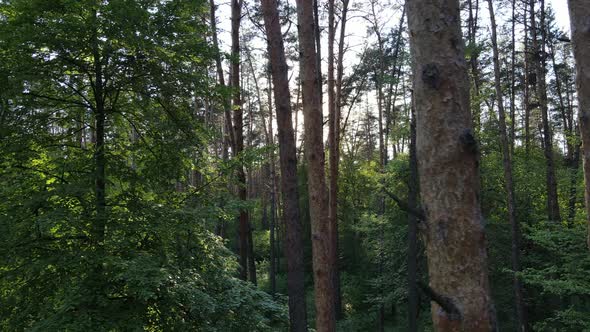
(265, 61), (279, 293)
(568, 0), (590, 249)
(487, 1), (527, 330)
(368, 4), (387, 329)
(295, 0), (337, 330)
(211, 0), (231, 238)
(333, 0), (349, 320)
(231, 0), (250, 281)
(406, 0), (497, 330)
(91, 8), (106, 247)
(327, 0), (345, 319)
(523, 4), (531, 156)
(467, 0), (483, 135)
(509, 0), (517, 153)
(210, 0), (235, 152)
(244, 55), (257, 286)
(407, 93), (419, 332)
(90, 7), (107, 309)
(530, 0), (561, 222)
(261, 0), (309, 330)
(313, 0), (323, 109)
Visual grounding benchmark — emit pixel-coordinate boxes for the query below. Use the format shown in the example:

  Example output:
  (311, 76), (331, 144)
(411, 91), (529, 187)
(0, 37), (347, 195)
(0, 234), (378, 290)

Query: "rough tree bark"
(567, 0), (590, 249)
(487, 1), (527, 330)
(295, 0), (337, 330)
(261, 0), (309, 330)
(406, 0), (497, 330)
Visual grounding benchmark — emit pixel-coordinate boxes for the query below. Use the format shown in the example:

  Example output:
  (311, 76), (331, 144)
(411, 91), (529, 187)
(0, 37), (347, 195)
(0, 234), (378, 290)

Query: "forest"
(1, 0), (590, 331)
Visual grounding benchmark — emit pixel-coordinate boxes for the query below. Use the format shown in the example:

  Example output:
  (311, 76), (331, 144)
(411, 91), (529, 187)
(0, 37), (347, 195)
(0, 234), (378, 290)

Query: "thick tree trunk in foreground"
(295, 0), (337, 330)
(487, 1), (527, 330)
(406, 0), (497, 330)
(568, 0), (590, 249)
(231, 0), (250, 281)
(261, 0), (309, 330)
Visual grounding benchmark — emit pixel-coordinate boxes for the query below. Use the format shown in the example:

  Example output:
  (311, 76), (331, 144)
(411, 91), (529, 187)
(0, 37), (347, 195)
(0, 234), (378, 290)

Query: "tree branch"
(417, 281), (462, 320)
(383, 188), (426, 222)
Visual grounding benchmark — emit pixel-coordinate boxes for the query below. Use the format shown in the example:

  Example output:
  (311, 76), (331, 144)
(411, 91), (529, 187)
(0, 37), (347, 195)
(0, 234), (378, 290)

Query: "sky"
(549, 0), (571, 31)
(213, 0), (572, 148)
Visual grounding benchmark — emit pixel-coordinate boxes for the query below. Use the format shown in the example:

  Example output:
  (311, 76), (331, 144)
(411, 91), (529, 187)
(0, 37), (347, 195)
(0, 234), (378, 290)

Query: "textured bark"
(295, 0), (337, 330)
(261, 0), (309, 330)
(568, 0), (590, 249)
(487, 1), (527, 330)
(406, 0), (497, 330)
(530, 0), (561, 222)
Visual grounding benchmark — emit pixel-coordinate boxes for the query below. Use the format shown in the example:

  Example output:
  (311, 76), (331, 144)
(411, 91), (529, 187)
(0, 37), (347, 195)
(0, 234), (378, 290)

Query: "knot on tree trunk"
(422, 63), (441, 89)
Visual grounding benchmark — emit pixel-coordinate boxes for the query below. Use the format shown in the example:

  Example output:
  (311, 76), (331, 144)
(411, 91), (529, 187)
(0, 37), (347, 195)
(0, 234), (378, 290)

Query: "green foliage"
(0, 0), (287, 330)
(520, 224), (590, 331)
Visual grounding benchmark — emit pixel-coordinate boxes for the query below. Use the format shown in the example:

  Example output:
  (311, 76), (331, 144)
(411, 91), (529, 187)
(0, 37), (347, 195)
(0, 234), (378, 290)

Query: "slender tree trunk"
(327, 0), (344, 319)
(244, 56), (257, 286)
(210, 0), (235, 152)
(487, 1), (527, 330)
(211, 0), (231, 239)
(407, 93), (419, 332)
(89, 7), (107, 309)
(91, 8), (106, 246)
(567, 0), (590, 249)
(406, 0), (497, 330)
(295, 0), (337, 330)
(231, 0), (250, 281)
(333, 0), (349, 320)
(313, 0), (323, 108)
(467, 0), (483, 135)
(248, 222), (257, 284)
(549, 44), (571, 157)
(509, 0), (516, 153)
(523, 4), (531, 156)
(568, 143), (581, 224)
(530, 0), (561, 222)
(266, 63), (278, 294)
(269, 171), (277, 292)
(261, 0), (309, 329)
(368, 4), (387, 329)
